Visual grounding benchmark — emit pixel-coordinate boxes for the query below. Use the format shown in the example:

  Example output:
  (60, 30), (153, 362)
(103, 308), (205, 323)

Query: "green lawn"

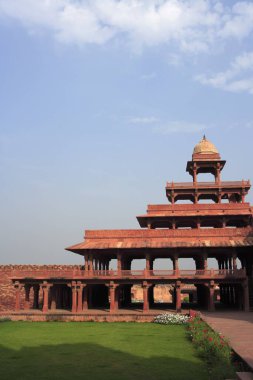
(0, 322), (209, 380)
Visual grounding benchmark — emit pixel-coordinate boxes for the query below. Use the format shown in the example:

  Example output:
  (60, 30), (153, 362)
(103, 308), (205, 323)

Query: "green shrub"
(187, 316), (236, 380)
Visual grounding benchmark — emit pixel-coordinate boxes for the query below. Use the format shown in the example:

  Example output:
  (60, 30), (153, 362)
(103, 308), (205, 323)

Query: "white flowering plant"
(153, 313), (189, 325)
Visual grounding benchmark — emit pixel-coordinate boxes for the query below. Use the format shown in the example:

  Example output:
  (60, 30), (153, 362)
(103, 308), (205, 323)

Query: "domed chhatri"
(193, 135), (219, 155)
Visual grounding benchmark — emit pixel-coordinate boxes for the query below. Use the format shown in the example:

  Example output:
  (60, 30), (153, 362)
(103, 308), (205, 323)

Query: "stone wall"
(0, 265), (81, 312)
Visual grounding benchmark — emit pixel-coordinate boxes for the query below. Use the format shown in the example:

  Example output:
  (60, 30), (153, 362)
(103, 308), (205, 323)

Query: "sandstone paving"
(202, 312), (253, 371)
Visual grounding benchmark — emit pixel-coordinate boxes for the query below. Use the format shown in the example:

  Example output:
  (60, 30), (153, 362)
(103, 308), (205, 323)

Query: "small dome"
(193, 135), (219, 155)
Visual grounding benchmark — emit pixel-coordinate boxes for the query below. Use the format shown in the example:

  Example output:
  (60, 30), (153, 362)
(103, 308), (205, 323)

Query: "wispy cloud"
(130, 116), (159, 124)
(130, 117), (207, 134)
(154, 121), (206, 134)
(0, 1), (253, 54)
(196, 51), (253, 94)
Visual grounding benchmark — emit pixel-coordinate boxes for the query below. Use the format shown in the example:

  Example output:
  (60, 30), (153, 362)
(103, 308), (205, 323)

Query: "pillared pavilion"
(12, 137), (253, 314)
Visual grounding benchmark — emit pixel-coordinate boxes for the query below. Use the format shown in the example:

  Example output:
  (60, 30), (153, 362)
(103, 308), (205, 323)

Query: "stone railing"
(11, 268), (246, 280)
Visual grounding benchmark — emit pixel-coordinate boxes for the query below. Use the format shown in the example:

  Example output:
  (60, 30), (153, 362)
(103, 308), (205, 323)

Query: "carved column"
(173, 254), (179, 275)
(41, 282), (51, 313)
(193, 166), (197, 183)
(84, 254), (89, 273)
(216, 164), (221, 184)
(89, 254), (93, 274)
(117, 253), (122, 275)
(71, 282), (77, 313)
(146, 254), (151, 273)
(77, 282), (84, 313)
(142, 282), (150, 311)
(14, 282), (22, 312)
(109, 282), (118, 313)
(175, 281), (181, 312)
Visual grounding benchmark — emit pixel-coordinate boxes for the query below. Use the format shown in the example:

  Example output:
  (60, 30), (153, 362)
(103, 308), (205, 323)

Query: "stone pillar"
(89, 254), (93, 274)
(33, 285), (39, 309)
(41, 282), (51, 313)
(215, 165), (221, 184)
(24, 284), (31, 310)
(243, 279), (250, 312)
(146, 254), (151, 272)
(208, 281), (215, 312)
(173, 254), (179, 275)
(117, 253), (122, 275)
(142, 282), (150, 311)
(14, 282), (22, 312)
(193, 167), (197, 183)
(71, 283), (77, 313)
(109, 282), (118, 313)
(175, 281), (181, 312)
(77, 283), (83, 313)
(84, 254), (89, 273)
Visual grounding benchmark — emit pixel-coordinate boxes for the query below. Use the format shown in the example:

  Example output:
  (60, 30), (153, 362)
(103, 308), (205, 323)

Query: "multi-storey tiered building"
(10, 137), (253, 314)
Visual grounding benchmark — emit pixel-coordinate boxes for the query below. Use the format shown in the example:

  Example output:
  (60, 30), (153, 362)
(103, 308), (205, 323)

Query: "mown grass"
(0, 321), (209, 380)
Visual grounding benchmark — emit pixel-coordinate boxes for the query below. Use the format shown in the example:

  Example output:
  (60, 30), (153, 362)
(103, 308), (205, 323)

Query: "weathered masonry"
(10, 137), (253, 313)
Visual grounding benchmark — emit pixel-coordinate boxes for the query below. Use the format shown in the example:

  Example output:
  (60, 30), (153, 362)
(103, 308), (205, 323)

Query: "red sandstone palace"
(2, 137), (253, 315)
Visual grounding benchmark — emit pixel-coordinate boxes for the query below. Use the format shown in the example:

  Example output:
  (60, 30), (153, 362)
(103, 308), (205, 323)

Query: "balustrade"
(11, 268), (246, 280)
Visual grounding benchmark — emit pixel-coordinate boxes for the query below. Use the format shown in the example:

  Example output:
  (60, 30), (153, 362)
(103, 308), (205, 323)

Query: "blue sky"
(1, 0), (253, 265)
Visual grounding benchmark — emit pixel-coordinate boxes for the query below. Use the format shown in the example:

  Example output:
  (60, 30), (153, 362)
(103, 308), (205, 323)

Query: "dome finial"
(193, 136), (219, 155)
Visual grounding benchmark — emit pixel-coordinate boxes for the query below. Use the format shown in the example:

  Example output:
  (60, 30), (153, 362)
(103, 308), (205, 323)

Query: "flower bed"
(187, 316), (236, 379)
(153, 313), (189, 325)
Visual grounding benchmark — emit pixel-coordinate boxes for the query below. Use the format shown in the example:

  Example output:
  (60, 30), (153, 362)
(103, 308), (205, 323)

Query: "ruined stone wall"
(131, 284), (173, 303)
(0, 265), (81, 312)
